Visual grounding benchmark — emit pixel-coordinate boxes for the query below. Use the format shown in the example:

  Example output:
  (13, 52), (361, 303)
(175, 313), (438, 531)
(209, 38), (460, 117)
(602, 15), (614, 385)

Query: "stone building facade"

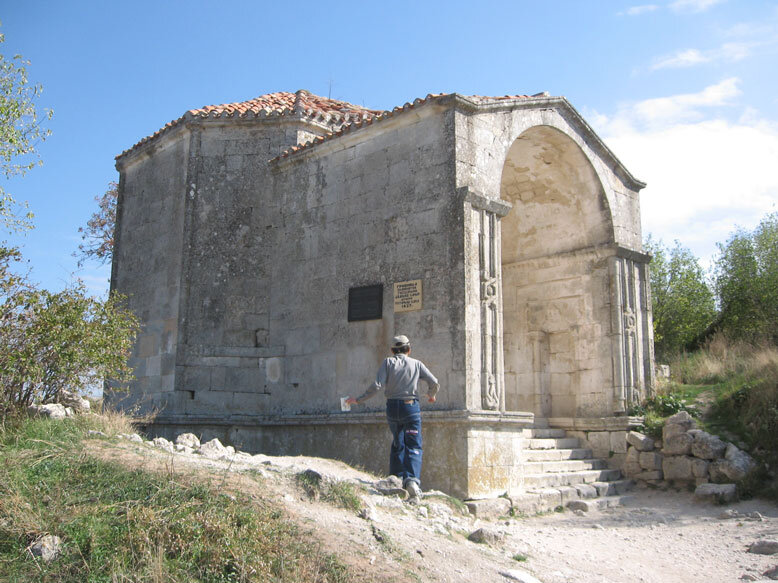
(110, 89), (654, 499)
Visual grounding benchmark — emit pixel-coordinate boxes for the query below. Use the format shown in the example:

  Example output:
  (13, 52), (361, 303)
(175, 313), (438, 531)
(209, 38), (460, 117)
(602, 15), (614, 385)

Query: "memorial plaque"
(393, 279), (422, 313)
(348, 284), (383, 321)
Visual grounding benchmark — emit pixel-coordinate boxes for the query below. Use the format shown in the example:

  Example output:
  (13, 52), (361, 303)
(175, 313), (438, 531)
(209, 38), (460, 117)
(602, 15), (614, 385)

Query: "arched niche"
(499, 125), (616, 418)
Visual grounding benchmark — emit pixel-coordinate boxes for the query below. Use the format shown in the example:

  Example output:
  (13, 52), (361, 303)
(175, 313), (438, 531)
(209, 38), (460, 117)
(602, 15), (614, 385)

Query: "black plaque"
(348, 284), (383, 322)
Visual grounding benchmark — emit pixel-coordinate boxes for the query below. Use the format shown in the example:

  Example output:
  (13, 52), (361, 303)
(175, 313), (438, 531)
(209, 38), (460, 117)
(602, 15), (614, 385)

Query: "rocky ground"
(90, 433), (778, 583)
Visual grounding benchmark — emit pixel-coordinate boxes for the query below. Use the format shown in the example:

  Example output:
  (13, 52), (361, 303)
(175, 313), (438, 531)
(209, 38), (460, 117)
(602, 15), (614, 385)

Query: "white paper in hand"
(340, 397), (351, 412)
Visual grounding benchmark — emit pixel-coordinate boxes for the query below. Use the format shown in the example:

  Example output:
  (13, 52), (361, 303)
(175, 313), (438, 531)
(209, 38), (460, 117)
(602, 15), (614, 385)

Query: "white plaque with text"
(393, 279), (422, 313)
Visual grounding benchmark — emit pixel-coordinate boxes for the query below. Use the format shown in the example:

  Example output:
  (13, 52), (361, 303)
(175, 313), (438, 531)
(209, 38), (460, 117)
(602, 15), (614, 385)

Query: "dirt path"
(92, 437), (778, 583)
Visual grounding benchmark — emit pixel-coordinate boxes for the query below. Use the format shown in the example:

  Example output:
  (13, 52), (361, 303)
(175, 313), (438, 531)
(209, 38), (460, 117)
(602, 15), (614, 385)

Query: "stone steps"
(523, 459), (608, 473)
(516, 426), (634, 514)
(524, 447), (593, 461)
(523, 468), (622, 488)
(527, 437), (581, 450)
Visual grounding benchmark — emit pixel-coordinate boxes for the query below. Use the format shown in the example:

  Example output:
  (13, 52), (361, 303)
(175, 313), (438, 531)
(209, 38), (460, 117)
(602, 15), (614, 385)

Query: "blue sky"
(2, 0), (777, 295)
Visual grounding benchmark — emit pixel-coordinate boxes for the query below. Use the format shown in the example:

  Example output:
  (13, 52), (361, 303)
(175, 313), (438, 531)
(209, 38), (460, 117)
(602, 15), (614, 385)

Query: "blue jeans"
(386, 399), (423, 487)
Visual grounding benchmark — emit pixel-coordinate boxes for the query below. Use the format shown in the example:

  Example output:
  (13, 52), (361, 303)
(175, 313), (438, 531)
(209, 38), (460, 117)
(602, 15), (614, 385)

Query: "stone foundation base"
(139, 409), (534, 499)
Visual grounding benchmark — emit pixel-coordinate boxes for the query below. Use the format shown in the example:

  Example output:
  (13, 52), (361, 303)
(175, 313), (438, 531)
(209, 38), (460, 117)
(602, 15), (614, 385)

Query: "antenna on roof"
(328, 74), (333, 99)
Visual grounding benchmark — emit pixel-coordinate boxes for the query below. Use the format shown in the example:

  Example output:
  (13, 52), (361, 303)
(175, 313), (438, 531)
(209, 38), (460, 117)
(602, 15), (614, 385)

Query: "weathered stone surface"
(690, 431), (727, 460)
(465, 497), (511, 519)
(663, 411), (695, 440)
(28, 403), (68, 420)
(764, 565), (778, 580)
(691, 457), (710, 479)
(709, 447), (756, 483)
(467, 527), (504, 545)
(57, 389), (90, 413)
(634, 470), (663, 481)
(662, 433), (694, 456)
(627, 431), (655, 452)
(374, 476), (408, 499)
(30, 535), (61, 562)
(694, 483), (737, 503)
(199, 438), (231, 459)
(639, 451), (663, 470)
(748, 540), (778, 555)
(175, 433), (200, 449)
(152, 437), (175, 453)
(663, 455), (695, 481)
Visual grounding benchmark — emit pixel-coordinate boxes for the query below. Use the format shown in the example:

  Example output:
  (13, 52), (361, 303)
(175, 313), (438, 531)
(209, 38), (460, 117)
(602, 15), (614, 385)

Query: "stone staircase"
(509, 426), (635, 515)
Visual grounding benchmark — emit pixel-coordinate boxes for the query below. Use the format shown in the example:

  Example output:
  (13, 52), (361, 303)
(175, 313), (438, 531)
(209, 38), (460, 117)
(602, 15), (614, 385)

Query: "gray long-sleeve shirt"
(356, 353), (439, 403)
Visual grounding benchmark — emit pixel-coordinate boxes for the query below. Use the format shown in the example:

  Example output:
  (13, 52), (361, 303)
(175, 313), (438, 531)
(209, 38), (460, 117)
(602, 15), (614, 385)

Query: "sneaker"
(405, 481), (422, 501)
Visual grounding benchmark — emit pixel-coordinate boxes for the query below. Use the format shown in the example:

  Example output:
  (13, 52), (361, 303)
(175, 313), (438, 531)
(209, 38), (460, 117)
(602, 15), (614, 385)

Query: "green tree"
(0, 27), (52, 232)
(714, 212), (778, 342)
(645, 236), (716, 361)
(0, 30), (138, 416)
(77, 181), (117, 266)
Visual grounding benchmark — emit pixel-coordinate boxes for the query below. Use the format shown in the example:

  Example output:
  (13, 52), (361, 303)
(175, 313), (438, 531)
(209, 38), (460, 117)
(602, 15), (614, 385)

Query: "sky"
(2, 0), (777, 295)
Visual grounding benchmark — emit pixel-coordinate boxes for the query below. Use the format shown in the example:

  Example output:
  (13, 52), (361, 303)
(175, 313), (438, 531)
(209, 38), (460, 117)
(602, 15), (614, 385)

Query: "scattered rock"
(417, 506), (428, 519)
(748, 540), (778, 555)
(374, 476), (408, 499)
(151, 437), (175, 453)
(371, 525), (388, 543)
(567, 500), (592, 513)
(87, 430), (107, 438)
(174, 444), (194, 454)
(694, 483), (737, 503)
(499, 568), (542, 583)
(118, 433), (144, 443)
(28, 403), (68, 420)
(29, 535), (62, 562)
(468, 527), (504, 545)
(627, 431), (655, 452)
(359, 507), (376, 521)
(690, 431), (727, 460)
(175, 433), (200, 449)
(663, 411), (696, 440)
(199, 438), (231, 459)
(764, 565), (778, 580)
(56, 389), (91, 413)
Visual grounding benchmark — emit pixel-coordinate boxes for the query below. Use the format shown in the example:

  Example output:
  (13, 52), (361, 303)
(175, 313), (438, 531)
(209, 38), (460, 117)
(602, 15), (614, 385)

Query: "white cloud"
(621, 4), (659, 16)
(591, 82), (778, 265)
(670, 0), (726, 13)
(628, 78), (741, 128)
(651, 43), (751, 70)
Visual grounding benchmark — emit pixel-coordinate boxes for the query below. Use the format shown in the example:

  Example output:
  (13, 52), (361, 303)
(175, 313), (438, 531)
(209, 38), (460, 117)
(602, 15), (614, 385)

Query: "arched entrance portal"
(499, 126), (614, 418)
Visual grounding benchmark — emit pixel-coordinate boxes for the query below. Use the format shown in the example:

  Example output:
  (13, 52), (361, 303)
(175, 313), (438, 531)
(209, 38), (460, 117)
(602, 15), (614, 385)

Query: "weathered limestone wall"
(266, 105), (466, 413)
(111, 135), (189, 411)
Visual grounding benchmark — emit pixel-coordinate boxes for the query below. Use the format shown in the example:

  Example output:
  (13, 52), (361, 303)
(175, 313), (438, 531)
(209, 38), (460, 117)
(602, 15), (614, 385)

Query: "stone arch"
(499, 125), (616, 418)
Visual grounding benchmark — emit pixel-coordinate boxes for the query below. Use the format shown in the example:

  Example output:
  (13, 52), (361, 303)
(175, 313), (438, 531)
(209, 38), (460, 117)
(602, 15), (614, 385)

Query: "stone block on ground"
(29, 535), (61, 562)
(694, 483), (737, 503)
(627, 431), (655, 452)
(747, 540), (778, 555)
(465, 497), (511, 519)
(151, 437), (175, 453)
(467, 527), (504, 545)
(199, 438), (230, 459)
(175, 433), (201, 449)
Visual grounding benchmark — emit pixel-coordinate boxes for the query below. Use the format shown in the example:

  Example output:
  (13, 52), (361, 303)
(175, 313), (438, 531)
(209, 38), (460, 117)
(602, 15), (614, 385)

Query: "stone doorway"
(499, 125), (614, 418)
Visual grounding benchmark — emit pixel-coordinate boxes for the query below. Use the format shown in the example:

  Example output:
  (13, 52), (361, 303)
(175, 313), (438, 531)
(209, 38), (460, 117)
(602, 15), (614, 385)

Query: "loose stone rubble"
(29, 535), (62, 562)
(622, 412), (756, 500)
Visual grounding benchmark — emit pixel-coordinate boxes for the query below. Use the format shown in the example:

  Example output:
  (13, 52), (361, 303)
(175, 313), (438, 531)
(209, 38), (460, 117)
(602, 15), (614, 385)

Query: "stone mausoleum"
(110, 89), (655, 499)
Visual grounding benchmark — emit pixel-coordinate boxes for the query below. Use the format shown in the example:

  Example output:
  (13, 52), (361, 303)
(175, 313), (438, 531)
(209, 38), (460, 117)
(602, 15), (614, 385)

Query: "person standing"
(346, 335), (439, 501)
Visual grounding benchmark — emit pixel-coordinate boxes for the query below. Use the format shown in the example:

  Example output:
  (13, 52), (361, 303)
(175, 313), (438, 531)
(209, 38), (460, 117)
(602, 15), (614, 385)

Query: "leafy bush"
(0, 249), (139, 416)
